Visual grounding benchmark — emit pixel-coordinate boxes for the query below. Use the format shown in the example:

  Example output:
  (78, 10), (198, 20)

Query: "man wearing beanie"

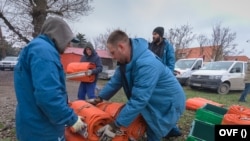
(149, 26), (175, 73)
(149, 27), (182, 138)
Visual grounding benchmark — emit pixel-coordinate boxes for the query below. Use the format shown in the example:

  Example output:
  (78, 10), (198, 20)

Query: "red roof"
(64, 47), (112, 58)
(224, 56), (249, 61)
(177, 46), (249, 62)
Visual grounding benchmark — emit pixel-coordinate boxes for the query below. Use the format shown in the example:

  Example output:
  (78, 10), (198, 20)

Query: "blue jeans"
(239, 83), (250, 101)
(77, 82), (96, 100)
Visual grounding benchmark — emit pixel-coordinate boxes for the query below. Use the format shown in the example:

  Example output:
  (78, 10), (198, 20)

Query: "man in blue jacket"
(77, 42), (103, 100)
(14, 16), (86, 141)
(149, 26), (175, 73)
(88, 30), (186, 141)
(149, 26), (182, 137)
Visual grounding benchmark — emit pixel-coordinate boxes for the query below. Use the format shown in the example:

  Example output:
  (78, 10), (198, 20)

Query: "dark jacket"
(244, 61), (250, 83)
(98, 38), (186, 137)
(149, 39), (175, 73)
(80, 45), (103, 82)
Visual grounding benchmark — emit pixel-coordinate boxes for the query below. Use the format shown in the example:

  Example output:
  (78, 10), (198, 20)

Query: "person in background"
(87, 30), (186, 141)
(14, 16), (86, 141)
(239, 60), (250, 102)
(148, 26), (175, 73)
(149, 26), (181, 137)
(77, 42), (103, 100)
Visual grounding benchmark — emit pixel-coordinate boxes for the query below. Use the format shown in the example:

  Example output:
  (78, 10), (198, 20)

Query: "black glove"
(96, 122), (121, 141)
(86, 97), (103, 105)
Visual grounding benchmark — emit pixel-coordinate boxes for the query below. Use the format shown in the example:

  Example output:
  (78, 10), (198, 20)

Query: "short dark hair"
(107, 29), (129, 45)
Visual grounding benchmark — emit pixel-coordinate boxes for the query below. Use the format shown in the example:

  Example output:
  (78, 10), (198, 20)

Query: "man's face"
(152, 32), (161, 43)
(86, 48), (92, 56)
(107, 43), (128, 64)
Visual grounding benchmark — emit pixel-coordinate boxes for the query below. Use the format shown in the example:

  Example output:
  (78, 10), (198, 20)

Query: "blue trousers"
(77, 82), (96, 100)
(239, 83), (250, 101)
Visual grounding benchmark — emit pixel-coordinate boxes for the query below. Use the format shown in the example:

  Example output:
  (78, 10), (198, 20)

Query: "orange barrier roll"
(222, 114), (250, 125)
(65, 127), (87, 141)
(96, 102), (125, 119)
(96, 102), (146, 140)
(186, 97), (224, 111)
(66, 100), (113, 141)
(226, 105), (250, 116)
(66, 62), (96, 82)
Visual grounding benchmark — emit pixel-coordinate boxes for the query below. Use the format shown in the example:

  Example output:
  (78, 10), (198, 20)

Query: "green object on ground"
(195, 103), (228, 124)
(187, 119), (215, 141)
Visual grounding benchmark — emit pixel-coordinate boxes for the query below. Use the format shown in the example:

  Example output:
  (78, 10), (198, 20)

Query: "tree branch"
(0, 12), (30, 43)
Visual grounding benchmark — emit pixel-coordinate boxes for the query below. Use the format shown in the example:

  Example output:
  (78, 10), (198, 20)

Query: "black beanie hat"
(153, 26), (164, 37)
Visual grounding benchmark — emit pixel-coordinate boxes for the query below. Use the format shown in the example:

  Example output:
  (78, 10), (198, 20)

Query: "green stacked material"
(187, 119), (215, 141)
(195, 103), (228, 125)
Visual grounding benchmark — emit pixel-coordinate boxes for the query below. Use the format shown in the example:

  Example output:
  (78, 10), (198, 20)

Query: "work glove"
(86, 97), (103, 106)
(71, 116), (87, 133)
(96, 122), (121, 141)
(86, 70), (93, 76)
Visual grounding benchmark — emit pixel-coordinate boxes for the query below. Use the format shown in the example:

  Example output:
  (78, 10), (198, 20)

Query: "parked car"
(189, 61), (247, 94)
(174, 58), (203, 86)
(0, 56), (19, 71)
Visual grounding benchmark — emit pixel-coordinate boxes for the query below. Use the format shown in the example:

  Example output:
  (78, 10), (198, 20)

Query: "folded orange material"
(67, 100), (113, 141)
(66, 62), (96, 82)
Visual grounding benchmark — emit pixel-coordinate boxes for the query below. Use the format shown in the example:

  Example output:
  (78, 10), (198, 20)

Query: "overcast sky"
(70, 0), (250, 57)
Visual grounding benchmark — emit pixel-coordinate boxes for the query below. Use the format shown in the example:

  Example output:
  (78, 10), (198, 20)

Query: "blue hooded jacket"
(149, 39), (175, 73)
(98, 38), (186, 137)
(14, 17), (78, 141)
(80, 42), (103, 82)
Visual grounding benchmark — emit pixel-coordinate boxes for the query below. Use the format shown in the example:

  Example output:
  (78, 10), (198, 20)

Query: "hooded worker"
(14, 16), (86, 141)
(77, 41), (103, 100)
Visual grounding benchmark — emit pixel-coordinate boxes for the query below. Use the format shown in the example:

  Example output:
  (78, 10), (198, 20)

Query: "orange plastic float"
(226, 105), (250, 116)
(186, 97), (224, 111)
(222, 114), (250, 125)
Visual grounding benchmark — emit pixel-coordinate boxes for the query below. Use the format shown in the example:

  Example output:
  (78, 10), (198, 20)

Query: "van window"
(175, 59), (195, 69)
(193, 60), (202, 70)
(201, 61), (233, 70)
(230, 62), (243, 73)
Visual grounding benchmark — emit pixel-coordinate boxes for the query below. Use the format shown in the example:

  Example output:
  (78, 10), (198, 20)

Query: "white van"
(174, 58), (203, 85)
(189, 61), (247, 94)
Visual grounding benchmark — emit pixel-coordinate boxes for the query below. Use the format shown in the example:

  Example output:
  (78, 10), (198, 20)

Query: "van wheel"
(217, 83), (229, 94)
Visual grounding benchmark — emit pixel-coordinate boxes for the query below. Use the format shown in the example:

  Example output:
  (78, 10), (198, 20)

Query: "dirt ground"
(0, 70), (87, 140)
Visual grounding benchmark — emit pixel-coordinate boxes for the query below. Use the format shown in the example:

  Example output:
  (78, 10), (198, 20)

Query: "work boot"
(165, 126), (182, 138)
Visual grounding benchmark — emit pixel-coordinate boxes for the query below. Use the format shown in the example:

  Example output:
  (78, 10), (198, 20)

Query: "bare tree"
(209, 22), (241, 61)
(165, 24), (196, 60)
(196, 34), (209, 58)
(0, 0), (93, 46)
(197, 34), (208, 47)
(93, 28), (123, 50)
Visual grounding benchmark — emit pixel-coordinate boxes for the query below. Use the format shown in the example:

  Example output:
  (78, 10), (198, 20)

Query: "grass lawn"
(97, 79), (249, 141)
